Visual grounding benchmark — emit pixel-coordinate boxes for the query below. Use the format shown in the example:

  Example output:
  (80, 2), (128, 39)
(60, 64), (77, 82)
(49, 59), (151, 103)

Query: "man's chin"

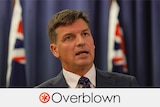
(76, 61), (93, 67)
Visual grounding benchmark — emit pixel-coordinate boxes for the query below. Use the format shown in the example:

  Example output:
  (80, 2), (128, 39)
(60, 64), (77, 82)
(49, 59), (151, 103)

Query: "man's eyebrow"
(63, 32), (73, 36)
(62, 28), (90, 37)
(82, 28), (89, 32)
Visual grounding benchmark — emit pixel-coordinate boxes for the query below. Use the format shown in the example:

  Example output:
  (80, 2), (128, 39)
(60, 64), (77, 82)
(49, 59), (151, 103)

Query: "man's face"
(50, 19), (95, 71)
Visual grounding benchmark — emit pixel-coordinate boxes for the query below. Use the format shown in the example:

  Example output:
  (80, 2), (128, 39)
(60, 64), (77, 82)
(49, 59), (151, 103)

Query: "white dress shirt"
(63, 64), (96, 88)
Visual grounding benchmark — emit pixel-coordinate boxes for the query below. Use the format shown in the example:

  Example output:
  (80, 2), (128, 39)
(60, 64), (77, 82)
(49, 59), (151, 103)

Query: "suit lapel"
(96, 69), (116, 87)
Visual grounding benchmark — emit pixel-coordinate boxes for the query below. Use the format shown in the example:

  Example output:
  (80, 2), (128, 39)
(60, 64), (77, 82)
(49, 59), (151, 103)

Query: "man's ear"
(50, 44), (59, 58)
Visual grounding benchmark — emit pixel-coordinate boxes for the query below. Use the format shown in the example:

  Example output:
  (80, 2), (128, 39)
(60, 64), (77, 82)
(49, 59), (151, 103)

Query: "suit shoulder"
(97, 69), (134, 79)
(35, 72), (66, 88)
(35, 76), (59, 88)
(97, 69), (139, 87)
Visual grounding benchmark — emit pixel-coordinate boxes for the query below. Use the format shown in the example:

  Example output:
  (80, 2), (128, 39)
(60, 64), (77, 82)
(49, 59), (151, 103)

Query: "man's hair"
(48, 9), (90, 43)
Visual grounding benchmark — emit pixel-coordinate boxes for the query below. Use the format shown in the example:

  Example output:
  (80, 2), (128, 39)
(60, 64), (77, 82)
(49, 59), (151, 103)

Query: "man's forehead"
(56, 19), (90, 35)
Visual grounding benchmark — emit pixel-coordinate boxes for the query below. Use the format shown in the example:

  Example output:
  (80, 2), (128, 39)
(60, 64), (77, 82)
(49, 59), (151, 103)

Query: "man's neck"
(63, 64), (93, 76)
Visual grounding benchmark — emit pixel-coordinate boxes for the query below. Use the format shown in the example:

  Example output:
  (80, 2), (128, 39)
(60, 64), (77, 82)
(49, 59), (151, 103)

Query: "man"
(36, 9), (139, 88)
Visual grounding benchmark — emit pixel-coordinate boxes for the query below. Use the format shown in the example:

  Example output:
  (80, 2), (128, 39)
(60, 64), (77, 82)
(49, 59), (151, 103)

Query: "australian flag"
(7, 0), (26, 87)
(108, 0), (128, 73)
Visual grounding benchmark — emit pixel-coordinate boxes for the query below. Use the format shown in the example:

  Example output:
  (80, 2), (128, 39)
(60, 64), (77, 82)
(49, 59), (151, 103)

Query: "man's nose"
(76, 35), (85, 47)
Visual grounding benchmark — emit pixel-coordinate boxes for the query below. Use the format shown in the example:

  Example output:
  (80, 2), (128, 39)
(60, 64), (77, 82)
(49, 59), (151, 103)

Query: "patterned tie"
(78, 76), (91, 88)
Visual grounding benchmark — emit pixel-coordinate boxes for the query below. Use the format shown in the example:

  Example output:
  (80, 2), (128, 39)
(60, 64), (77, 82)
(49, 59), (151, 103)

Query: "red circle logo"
(39, 92), (50, 103)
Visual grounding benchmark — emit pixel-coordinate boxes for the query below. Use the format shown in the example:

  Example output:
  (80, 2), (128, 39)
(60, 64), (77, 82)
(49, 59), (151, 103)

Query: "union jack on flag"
(112, 23), (128, 73)
(7, 0), (26, 87)
(108, 0), (128, 73)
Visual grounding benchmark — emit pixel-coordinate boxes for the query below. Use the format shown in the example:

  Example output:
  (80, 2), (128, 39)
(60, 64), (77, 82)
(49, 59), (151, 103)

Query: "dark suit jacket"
(35, 69), (139, 88)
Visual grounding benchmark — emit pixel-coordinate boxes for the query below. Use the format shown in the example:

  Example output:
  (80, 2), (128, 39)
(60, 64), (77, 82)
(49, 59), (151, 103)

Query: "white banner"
(0, 88), (159, 107)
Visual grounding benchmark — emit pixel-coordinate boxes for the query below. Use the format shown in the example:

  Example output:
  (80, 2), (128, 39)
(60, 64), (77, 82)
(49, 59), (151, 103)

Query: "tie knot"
(78, 76), (91, 88)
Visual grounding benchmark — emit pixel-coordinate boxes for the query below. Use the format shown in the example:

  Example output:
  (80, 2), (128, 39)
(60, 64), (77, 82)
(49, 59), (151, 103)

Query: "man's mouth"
(75, 51), (89, 56)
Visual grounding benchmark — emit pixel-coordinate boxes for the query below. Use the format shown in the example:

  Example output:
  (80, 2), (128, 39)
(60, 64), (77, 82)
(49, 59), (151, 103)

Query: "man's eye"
(65, 35), (72, 41)
(82, 32), (89, 36)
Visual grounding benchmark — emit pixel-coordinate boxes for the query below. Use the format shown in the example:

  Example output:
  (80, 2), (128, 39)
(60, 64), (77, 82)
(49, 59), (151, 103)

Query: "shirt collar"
(63, 64), (96, 88)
